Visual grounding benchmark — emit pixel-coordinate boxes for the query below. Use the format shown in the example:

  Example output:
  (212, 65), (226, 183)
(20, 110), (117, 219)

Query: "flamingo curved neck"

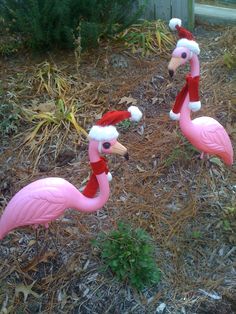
(179, 54), (200, 126)
(180, 94), (191, 123)
(88, 140), (101, 163)
(68, 140), (110, 213)
(190, 54), (200, 77)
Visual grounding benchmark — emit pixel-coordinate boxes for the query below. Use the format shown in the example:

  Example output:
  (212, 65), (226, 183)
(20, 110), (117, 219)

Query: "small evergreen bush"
(0, 0), (74, 49)
(0, 0), (145, 50)
(93, 222), (161, 290)
(0, 104), (20, 135)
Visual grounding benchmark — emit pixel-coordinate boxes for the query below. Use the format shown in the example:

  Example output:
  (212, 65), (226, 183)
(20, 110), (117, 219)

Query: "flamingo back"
(0, 178), (74, 239)
(190, 117), (233, 165)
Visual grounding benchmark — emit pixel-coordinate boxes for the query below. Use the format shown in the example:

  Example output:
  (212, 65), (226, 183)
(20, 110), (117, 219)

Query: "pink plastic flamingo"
(0, 106), (142, 240)
(168, 18), (233, 166)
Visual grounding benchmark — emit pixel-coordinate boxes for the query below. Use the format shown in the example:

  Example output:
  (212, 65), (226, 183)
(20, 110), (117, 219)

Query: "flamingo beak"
(168, 57), (183, 77)
(110, 141), (129, 160)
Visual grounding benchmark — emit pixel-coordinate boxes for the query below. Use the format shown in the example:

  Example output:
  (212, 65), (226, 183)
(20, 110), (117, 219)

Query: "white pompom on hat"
(89, 106), (143, 141)
(169, 18), (182, 31)
(169, 18), (200, 55)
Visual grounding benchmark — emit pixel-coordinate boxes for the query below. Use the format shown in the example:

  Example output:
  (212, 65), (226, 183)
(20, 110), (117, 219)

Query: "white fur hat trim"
(89, 125), (119, 141)
(107, 172), (112, 181)
(128, 106), (142, 122)
(177, 38), (200, 55)
(189, 101), (201, 112)
(169, 110), (180, 120)
(169, 18), (182, 31)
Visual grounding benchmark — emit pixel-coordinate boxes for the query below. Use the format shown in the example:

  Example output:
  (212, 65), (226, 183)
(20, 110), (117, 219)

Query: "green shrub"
(0, 38), (22, 56)
(0, 0), (74, 49)
(0, 104), (20, 135)
(93, 222), (161, 290)
(0, 0), (145, 50)
(223, 51), (236, 69)
(72, 0), (147, 49)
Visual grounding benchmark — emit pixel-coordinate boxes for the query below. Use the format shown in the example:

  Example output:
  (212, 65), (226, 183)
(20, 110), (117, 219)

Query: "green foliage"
(223, 51), (236, 69)
(191, 230), (202, 239)
(223, 207), (236, 232)
(164, 135), (198, 167)
(0, 0), (145, 50)
(0, 103), (20, 135)
(0, 36), (22, 56)
(0, 15), (23, 55)
(0, 0), (74, 49)
(93, 222), (161, 290)
(223, 219), (231, 231)
(222, 207), (236, 244)
(118, 119), (132, 130)
(72, 0), (146, 49)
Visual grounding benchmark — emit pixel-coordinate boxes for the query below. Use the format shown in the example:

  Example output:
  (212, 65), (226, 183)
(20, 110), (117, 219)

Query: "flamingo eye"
(103, 142), (111, 149)
(181, 52), (187, 59)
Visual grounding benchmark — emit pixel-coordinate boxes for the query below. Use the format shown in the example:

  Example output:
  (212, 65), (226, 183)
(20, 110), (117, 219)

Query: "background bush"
(0, 0), (145, 50)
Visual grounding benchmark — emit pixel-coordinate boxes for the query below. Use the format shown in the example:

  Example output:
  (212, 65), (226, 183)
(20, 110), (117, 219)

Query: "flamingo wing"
(200, 124), (233, 163)
(0, 186), (68, 238)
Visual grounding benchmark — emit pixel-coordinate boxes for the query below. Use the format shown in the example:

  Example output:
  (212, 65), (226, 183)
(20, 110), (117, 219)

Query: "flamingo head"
(88, 137), (129, 160)
(98, 138), (129, 160)
(88, 106), (142, 161)
(168, 46), (192, 77)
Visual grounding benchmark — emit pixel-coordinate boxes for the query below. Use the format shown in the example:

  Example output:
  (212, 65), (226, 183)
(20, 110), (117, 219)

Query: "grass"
(116, 20), (175, 56)
(163, 133), (199, 167)
(31, 61), (72, 97)
(15, 61), (97, 169)
(20, 96), (88, 169)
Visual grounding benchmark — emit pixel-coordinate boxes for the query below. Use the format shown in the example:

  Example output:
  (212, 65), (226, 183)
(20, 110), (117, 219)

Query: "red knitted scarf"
(173, 74), (200, 114)
(82, 157), (109, 198)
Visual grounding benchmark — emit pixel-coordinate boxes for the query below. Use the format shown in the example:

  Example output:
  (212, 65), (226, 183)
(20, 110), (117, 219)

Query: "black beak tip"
(168, 69), (174, 78)
(124, 152), (129, 161)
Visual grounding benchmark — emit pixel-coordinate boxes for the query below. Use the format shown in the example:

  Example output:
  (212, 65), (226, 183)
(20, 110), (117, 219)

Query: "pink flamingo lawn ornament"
(0, 106), (142, 240)
(167, 18), (233, 166)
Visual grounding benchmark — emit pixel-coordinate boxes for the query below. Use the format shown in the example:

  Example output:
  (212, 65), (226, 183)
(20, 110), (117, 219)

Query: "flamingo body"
(179, 96), (234, 166)
(168, 42), (234, 166)
(0, 177), (100, 240)
(0, 106), (143, 240)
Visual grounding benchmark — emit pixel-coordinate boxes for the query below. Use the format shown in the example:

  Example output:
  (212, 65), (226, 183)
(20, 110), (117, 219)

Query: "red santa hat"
(169, 18), (200, 55)
(88, 105), (142, 141)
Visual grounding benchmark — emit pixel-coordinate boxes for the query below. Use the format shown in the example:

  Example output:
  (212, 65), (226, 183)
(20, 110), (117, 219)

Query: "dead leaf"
(151, 97), (158, 104)
(15, 281), (41, 302)
(31, 101), (55, 112)
(21, 250), (55, 272)
(151, 97), (164, 104)
(28, 240), (36, 247)
(136, 165), (146, 172)
(118, 95), (137, 105)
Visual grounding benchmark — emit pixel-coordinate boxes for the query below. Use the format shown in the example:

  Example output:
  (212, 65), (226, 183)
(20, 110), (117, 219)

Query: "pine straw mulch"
(0, 25), (236, 313)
